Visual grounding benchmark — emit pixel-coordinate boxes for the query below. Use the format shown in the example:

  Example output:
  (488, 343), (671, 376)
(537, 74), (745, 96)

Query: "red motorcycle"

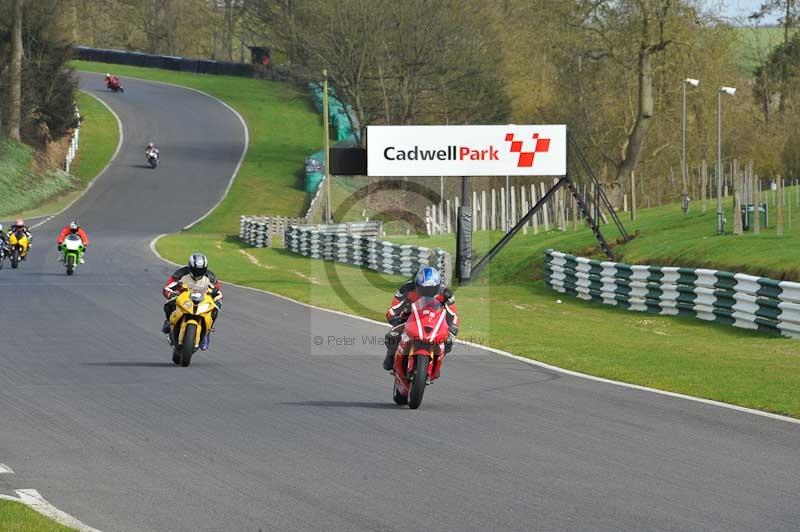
(392, 296), (449, 409)
(106, 76), (124, 93)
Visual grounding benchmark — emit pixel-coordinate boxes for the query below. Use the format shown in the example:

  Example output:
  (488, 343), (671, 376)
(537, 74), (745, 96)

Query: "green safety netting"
(304, 82), (360, 193)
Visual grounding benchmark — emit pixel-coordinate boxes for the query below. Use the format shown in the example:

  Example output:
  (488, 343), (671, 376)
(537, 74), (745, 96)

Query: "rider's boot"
(161, 320), (170, 334)
(200, 332), (211, 351)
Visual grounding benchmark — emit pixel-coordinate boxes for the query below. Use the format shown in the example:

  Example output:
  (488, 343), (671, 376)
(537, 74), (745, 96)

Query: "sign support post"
(456, 176), (472, 282)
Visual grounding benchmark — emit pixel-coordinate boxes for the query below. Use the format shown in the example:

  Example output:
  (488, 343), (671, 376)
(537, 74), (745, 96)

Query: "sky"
(716, 0), (782, 25)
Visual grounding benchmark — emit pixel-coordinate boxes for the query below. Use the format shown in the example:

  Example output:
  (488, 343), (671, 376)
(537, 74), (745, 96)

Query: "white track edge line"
(31, 89), (124, 230)
(15, 489), (103, 532)
(76, 69), (250, 231)
(0, 463), (14, 474)
(148, 235), (800, 425)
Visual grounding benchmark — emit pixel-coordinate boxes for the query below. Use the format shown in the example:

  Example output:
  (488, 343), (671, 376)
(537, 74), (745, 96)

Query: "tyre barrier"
(239, 217), (382, 248)
(239, 216), (307, 248)
(544, 249), (800, 338)
(285, 225), (450, 281)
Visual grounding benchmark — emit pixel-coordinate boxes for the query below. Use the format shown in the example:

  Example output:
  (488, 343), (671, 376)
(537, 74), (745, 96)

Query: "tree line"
(1, 0), (77, 145)
(4, 0), (800, 206)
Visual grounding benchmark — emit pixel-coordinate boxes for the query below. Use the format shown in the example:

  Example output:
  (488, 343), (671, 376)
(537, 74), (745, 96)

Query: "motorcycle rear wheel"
(407, 355), (429, 409)
(180, 323), (197, 367)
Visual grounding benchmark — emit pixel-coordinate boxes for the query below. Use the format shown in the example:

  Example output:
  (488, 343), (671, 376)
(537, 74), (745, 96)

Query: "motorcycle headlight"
(183, 301), (193, 310)
(197, 303), (210, 314)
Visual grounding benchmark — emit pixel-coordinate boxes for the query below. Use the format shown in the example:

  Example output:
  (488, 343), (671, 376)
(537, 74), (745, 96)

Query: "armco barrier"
(73, 46), (256, 78)
(544, 249), (800, 338)
(285, 225), (450, 281)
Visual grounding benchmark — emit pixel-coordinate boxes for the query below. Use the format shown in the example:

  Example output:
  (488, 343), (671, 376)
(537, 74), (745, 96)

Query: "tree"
(6, 0), (23, 141)
(750, 0), (798, 46)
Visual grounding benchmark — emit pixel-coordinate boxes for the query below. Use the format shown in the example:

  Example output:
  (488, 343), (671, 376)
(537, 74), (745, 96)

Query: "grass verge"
(15, 90), (120, 219)
(96, 59), (799, 417)
(0, 500), (75, 531)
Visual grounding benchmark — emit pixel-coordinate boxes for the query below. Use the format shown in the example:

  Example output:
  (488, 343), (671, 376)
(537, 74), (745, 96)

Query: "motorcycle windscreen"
(409, 296), (448, 344)
(63, 234), (83, 250)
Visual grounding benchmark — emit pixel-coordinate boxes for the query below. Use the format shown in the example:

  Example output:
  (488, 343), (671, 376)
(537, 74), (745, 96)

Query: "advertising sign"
(367, 125), (567, 177)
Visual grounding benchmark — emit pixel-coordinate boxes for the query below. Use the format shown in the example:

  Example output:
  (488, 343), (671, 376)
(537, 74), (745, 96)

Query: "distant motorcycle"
(8, 229), (29, 269)
(106, 77), (124, 93)
(146, 149), (159, 169)
(0, 242), (7, 270)
(60, 233), (85, 276)
(390, 296), (450, 409)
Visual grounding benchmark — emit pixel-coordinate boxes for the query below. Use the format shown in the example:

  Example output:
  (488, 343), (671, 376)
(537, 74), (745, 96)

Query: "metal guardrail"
(64, 105), (80, 174)
(544, 249), (800, 338)
(73, 46), (259, 77)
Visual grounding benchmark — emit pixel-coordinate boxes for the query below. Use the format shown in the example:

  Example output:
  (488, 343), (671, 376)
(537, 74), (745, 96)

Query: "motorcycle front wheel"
(180, 323), (197, 367)
(66, 254), (75, 275)
(407, 355), (429, 409)
(11, 248), (19, 269)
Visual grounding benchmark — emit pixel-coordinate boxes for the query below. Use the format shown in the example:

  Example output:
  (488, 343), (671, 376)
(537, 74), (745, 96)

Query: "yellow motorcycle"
(168, 285), (215, 367)
(8, 229), (29, 269)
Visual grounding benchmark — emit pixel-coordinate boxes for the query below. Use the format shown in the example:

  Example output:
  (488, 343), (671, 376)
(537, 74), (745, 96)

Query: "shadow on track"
(279, 401), (398, 410)
(83, 362), (176, 367)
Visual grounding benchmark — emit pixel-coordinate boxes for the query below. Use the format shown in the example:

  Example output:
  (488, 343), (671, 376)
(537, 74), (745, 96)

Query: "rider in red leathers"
(56, 221), (90, 263)
(383, 266), (459, 370)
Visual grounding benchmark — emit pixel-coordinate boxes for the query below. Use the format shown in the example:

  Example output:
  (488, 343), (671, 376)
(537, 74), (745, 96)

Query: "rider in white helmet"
(161, 253), (223, 350)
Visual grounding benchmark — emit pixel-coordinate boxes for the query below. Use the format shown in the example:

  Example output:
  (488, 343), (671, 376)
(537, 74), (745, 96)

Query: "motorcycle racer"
(56, 221), (89, 263)
(8, 218), (32, 258)
(161, 253), (222, 350)
(382, 266), (459, 371)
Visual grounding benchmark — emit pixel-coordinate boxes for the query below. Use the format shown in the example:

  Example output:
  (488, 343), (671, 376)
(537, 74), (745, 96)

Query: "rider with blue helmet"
(383, 266), (459, 370)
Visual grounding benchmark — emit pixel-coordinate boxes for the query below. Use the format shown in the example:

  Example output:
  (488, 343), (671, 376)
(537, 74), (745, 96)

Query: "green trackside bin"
(741, 203), (768, 231)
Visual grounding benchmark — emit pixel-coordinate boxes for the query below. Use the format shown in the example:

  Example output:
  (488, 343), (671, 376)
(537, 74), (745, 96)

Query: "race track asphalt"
(0, 72), (798, 532)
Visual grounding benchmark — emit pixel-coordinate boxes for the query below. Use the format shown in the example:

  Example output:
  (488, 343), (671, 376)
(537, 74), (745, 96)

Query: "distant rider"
(104, 73), (121, 89)
(7, 218), (32, 258)
(0, 224), (8, 255)
(382, 266), (459, 371)
(161, 253), (223, 350)
(56, 221), (90, 264)
(146, 142), (159, 161)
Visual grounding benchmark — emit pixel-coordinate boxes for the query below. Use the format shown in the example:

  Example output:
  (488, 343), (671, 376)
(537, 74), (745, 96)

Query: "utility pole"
(322, 69), (331, 223)
(682, 78), (699, 213)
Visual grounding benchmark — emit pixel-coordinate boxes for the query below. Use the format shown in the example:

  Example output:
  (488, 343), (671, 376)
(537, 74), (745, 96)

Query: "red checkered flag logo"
(505, 132), (551, 167)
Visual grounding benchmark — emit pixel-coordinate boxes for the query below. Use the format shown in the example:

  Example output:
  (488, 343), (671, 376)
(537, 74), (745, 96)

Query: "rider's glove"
(388, 314), (405, 326)
(444, 335), (454, 353)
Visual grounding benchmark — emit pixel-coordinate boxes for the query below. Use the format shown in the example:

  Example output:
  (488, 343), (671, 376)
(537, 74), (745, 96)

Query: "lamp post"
(682, 78), (699, 212)
(716, 86), (736, 235)
(323, 69), (331, 223)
